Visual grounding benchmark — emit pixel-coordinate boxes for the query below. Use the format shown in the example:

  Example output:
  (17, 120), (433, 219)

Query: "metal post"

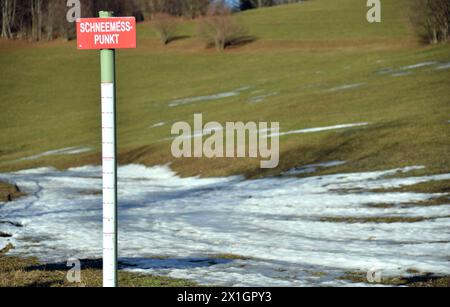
(99, 11), (118, 288)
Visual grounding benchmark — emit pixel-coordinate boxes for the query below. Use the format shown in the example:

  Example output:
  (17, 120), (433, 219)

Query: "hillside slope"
(0, 0), (448, 179)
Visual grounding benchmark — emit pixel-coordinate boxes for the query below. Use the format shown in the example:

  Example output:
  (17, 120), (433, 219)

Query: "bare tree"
(0, 0), (212, 41)
(152, 12), (178, 45)
(30, 0), (44, 41)
(198, 2), (248, 51)
(1, 0), (16, 39)
(410, 0), (450, 44)
(182, 0), (209, 19)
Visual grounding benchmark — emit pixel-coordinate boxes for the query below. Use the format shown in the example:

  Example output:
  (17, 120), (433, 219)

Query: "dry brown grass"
(0, 246), (198, 287)
(0, 182), (24, 202)
(341, 270), (450, 287)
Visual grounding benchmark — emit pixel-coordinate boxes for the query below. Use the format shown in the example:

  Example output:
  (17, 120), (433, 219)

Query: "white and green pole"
(100, 11), (118, 288)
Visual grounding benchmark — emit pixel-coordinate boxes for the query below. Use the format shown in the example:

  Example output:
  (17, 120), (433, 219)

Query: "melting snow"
(400, 62), (437, 70)
(1, 164), (449, 286)
(391, 71), (412, 77)
(150, 122), (166, 128)
(326, 83), (364, 92)
(168, 87), (251, 107)
(17, 147), (92, 161)
(377, 61), (450, 77)
(248, 92), (279, 104)
(267, 123), (369, 138)
(436, 62), (450, 70)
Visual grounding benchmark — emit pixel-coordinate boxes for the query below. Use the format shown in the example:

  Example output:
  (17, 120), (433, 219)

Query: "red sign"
(77, 17), (136, 50)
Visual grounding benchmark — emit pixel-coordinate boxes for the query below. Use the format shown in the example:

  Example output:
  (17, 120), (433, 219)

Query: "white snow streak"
(267, 123), (369, 138)
(17, 147), (92, 161)
(168, 87), (251, 107)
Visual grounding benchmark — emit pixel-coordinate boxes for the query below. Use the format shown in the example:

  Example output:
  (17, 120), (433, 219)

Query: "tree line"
(0, 0), (209, 41)
(0, 0), (303, 41)
(1, 0), (448, 44)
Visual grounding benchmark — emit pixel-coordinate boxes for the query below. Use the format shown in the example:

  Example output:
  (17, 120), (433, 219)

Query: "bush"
(410, 0), (450, 44)
(197, 3), (248, 51)
(151, 13), (179, 45)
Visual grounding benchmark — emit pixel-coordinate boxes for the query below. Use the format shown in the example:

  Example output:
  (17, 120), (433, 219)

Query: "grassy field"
(0, 0), (449, 287)
(0, 0), (449, 180)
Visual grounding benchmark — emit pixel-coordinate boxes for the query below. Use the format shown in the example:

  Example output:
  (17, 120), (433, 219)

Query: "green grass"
(239, 0), (413, 41)
(0, 0), (449, 180)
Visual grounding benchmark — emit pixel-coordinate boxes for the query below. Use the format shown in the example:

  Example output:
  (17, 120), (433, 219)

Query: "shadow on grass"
(204, 35), (258, 50)
(342, 271), (450, 287)
(167, 35), (190, 44)
(17, 257), (231, 287)
(398, 273), (450, 287)
(26, 257), (233, 272)
(226, 35), (258, 49)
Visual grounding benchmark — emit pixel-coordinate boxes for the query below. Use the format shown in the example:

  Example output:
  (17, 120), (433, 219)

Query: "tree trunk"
(432, 28), (438, 44)
(37, 0), (42, 41)
(1, 0), (13, 39)
(1, 0), (7, 38)
(30, 0), (43, 41)
(31, 0), (36, 40)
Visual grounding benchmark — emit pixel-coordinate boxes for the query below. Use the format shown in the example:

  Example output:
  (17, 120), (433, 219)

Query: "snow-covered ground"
(0, 164), (449, 286)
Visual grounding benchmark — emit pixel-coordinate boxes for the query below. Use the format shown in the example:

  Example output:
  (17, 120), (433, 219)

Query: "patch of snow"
(1, 165), (450, 286)
(326, 83), (364, 92)
(17, 147), (92, 161)
(400, 62), (437, 70)
(150, 122), (166, 128)
(436, 62), (450, 70)
(391, 71), (412, 77)
(378, 61), (445, 77)
(267, 123), (369, 138)
(248, 92), (279, 104)
(377, 68), (394, 75)
(168, 87), (251, 107)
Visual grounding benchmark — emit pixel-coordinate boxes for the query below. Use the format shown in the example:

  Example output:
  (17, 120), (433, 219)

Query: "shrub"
(152, 13), (179, 45)
(197, 3), (248, 51)
(410, 0), (450, 44)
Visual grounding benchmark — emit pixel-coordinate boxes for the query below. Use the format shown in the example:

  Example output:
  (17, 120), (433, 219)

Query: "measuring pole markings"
(77, 11), (136, 288)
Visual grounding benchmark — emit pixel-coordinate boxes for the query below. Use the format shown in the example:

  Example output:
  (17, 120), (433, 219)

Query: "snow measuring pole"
(77, 11), (136, 287)
(99, 10), (118, 288)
